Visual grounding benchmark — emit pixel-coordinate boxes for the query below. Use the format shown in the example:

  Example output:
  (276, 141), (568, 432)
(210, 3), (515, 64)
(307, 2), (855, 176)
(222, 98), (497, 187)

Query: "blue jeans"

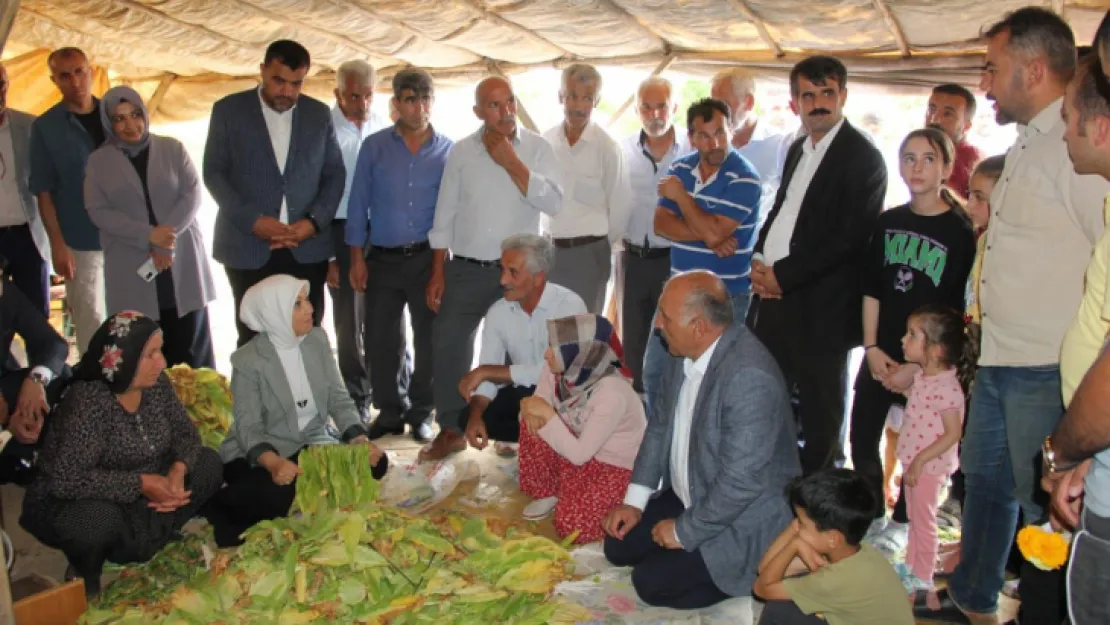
(949, 365), (1062, 614)
(642, 293), (750, 418)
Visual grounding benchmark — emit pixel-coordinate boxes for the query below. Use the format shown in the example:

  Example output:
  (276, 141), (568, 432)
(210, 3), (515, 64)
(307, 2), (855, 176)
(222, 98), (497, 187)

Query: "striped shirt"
(657, 150), (761, 295)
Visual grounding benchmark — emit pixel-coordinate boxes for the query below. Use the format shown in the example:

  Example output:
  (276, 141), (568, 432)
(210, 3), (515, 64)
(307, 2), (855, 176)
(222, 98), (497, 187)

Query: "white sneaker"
(522, 496), (558, 520)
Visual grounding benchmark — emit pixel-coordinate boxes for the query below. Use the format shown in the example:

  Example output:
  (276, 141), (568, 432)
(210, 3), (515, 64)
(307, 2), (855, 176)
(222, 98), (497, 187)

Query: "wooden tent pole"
(606, 53), (676, 129)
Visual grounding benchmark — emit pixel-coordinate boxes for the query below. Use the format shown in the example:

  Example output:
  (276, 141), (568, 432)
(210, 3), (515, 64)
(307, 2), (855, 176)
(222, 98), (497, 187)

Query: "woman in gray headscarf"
(83, 85), (216, 368)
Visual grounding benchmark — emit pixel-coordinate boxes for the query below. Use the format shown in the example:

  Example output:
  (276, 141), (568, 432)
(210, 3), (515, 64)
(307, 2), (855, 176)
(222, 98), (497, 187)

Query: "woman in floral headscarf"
(517, 314), (646, 543)
(19, 312), (223, 598)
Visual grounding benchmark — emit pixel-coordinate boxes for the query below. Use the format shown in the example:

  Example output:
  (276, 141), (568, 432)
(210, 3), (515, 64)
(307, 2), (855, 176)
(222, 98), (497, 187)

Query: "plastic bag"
(378, 455), (479, 513)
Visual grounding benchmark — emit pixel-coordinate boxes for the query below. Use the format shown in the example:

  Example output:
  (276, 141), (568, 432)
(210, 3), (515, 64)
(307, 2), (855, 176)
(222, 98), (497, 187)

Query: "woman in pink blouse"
(517, 314), (647, 544)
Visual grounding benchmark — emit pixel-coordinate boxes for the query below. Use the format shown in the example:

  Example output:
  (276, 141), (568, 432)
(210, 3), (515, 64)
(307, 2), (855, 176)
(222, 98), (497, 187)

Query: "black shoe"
(912, 588), (973, 624)
(410, 421), (434, 444)
(366, 420), (404, 440)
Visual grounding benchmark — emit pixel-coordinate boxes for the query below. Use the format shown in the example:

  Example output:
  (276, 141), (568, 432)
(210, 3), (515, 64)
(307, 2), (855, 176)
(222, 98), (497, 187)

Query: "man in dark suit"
(203, 40), (346, 346)
(0, 253), (69, 485)
(746, 56), (887, 476)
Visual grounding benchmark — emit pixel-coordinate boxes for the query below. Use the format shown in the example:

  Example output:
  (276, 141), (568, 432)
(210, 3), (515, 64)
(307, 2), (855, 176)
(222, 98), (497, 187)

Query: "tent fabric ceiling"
(2, 0), (1107, 121)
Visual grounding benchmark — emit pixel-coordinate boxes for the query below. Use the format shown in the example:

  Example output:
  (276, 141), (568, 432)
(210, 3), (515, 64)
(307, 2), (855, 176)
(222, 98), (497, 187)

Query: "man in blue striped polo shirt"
(642, 98), (761, 413)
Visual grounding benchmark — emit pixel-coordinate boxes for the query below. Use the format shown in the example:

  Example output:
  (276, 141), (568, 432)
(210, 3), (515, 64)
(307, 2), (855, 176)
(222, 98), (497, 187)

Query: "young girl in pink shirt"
(897, 304), (976, 591)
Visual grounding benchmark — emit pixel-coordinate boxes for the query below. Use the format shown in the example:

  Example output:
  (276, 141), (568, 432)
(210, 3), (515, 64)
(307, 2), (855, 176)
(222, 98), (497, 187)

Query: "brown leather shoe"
(418, 429), (467, 462)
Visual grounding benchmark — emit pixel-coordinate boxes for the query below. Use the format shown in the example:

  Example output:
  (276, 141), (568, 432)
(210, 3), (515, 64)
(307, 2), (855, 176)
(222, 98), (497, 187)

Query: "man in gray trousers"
(421, 75), (563, 461)
(603, 270), (800, 610)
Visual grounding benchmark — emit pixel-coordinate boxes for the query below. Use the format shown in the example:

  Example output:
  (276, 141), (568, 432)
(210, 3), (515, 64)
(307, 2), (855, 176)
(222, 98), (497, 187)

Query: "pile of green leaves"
(81, 506), (591, 625)
(293, 444), (382, 515)
(166, 365), (234, 449)
(90, 532), (210, 613)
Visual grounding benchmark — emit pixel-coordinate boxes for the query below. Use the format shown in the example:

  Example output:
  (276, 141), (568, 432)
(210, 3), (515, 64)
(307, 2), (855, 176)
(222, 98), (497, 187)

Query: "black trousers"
(366, 247), (430, 426)
(620, 250), (671, 394)
(225, 249), (328, 348)
(849, 365), (904, 517)
(0, 367), (70, 485)
(480, 385), (535, 443)
(758, 600), (825, 624)
(329, 221), (373, 409)
(158, 306), (215, 369)
(749, 298), (849, 475)
(603, 489), (730, 610)
(0, 224), (49, 317)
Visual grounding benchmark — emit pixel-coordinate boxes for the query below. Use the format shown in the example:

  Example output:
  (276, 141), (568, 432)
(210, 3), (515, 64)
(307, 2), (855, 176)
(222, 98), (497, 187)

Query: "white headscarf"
(239, 274), (318, 430)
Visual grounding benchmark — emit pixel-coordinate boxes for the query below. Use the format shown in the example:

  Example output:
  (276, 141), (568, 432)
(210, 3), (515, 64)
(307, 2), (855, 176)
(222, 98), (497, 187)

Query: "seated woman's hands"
(519, 396), (556, 435)
(141, 473), (191, 513)
(348, 435), (385, 466)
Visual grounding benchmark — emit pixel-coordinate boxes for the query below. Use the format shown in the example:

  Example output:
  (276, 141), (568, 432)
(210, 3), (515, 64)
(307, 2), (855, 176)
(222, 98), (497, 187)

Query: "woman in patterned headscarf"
(19, 311), (223, 598)
(516, 313), (646, 543)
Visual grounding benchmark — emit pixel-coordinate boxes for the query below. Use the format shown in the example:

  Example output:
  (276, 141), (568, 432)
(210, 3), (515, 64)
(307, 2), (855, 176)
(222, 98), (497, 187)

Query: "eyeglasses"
(109, 110), (144, 124)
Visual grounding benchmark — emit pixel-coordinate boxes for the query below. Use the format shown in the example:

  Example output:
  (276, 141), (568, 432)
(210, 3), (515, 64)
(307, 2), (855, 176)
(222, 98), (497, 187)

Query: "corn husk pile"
(81, 506), (591, 624)
(294, 445), (381, 516)
(166, 365), (233, 449)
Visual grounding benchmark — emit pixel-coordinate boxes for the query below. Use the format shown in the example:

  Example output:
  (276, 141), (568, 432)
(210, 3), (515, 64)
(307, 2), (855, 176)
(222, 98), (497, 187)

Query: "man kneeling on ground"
(602, 270), (800, 609)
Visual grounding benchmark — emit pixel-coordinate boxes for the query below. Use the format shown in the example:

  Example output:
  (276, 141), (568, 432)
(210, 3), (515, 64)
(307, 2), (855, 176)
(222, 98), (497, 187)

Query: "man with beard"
(347, 68), (452, 443)
(711, 68), (796, 226)
(422, 76), (562, 461)
(925, 83), (983, 199)
(639, 98), (762, 416)
(912, 9), (1109, 624)
(543, 64), (629, 313)
(204, 40), (345, 347)
(326, 59), (390, 424)
(612, 76), (688, 397)
(746, 55), (887, 477)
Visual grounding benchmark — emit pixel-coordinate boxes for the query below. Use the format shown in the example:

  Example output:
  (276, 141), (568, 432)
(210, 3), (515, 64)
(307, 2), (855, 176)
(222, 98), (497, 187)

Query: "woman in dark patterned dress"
(19, 311), (223, 597)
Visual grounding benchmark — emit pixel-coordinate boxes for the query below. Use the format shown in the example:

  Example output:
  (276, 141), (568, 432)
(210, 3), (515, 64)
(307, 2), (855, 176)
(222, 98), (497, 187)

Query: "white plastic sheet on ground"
(556, 543), (757, 625)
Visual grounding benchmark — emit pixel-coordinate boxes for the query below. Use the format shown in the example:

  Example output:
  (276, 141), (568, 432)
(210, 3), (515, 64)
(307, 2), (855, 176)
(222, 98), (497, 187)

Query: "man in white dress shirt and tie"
(421, 76), (563, 461)
(602, 270), (800, 610)
(543, 63), (629, 314)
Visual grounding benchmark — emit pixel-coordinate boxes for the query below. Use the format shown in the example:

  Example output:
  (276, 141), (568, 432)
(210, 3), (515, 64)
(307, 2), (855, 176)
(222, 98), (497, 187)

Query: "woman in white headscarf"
(206, 275), (387, 547)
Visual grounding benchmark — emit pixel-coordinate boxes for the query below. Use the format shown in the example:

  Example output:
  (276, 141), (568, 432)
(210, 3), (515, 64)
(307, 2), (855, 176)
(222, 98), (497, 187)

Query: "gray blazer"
(84, 135), (215, 320)
(8, 110), (50, 264)
(220, 328), (366, 465)
(203, 89), (345, 270)
(632, 321), (801, 597)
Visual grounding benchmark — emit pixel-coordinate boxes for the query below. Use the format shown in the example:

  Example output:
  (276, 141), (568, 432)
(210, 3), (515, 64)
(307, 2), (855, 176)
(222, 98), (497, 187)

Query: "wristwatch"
(1042, 436), (1079, 474)
(29, 371), (49, 387)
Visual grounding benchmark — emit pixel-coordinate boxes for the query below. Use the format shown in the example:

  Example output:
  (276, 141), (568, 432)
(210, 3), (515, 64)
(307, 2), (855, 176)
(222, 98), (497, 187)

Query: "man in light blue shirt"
(328, 59), (388, 422)
(612, 76), (689, 395)
(346, 68), (452, 443)
(421, 76), (563, 461)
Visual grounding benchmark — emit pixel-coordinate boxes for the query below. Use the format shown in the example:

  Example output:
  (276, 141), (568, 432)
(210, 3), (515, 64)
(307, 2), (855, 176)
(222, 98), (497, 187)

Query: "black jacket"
(1, 283), (67, 379)
(750, 120), (887, 351)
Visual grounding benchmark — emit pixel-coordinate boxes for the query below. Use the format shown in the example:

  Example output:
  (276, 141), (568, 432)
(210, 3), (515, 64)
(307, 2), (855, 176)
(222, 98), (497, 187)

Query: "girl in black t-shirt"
(851, 128), (976, 552)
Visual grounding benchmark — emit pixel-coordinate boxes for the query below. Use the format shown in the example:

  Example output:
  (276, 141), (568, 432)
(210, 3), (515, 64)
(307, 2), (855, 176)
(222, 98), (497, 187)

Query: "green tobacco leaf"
(337, 577), (367, 605)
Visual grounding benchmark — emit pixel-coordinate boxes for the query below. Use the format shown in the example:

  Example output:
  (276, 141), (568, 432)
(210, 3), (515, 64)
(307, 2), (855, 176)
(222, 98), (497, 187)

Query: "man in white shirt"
(602, 270), (799, 610)
(914, 9), (1109, 625)
(422, 76), (563, 460)
(710, 68), (796, 227)
(613, 76), (688, 396)
(460, 234), (586, 455)
(543, 64), (629, 313)
(747, 56), (886, 477)
(327, 59), (390, 423)
(0, 64), (51, 318)
(204, 40), (345, 347)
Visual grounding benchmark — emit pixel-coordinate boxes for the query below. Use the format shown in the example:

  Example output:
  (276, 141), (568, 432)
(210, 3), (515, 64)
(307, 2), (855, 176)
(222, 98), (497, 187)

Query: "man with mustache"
(746, 56), (887, 477)
(711, 68), (797, 227)
(913, 9), (1109, 625)
(925, 83), (982, 199)
(422, 76), (563, 461)
(640, 98), (762, 416)
(543, 64), (630, 314)
(459, 235), (585, 455)
(612, 76), (688, 398)
(347, 68), (451, 443)
(204, 40), (345, 347)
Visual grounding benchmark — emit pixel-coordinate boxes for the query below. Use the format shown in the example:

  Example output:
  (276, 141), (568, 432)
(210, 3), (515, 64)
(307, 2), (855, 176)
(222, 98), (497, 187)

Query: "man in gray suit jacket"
(203, 40), (345, 347)
(0, 64), (52, 317)
(603, 270), (801, 610)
